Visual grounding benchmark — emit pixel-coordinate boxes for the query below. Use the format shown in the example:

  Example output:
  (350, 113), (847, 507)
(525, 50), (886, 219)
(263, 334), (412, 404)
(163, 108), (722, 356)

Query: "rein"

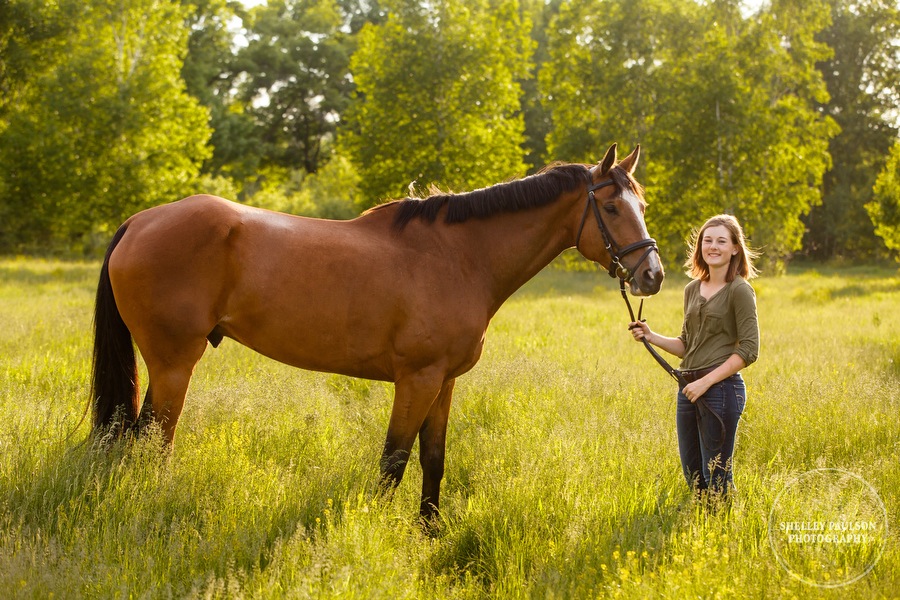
(575, 172), (725, 453)
(619, 281), (685, 387)
(621, 285), (725, 453)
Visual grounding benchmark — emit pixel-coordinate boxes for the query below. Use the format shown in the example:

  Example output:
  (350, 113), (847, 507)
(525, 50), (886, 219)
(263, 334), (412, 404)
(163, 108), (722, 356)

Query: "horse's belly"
(218, 293), (486, 384)
(218, 310), (396, 380)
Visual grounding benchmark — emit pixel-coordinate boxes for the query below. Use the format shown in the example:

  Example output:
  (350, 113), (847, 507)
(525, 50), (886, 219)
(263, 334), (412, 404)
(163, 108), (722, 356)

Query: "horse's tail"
(90, 224), (139, 436)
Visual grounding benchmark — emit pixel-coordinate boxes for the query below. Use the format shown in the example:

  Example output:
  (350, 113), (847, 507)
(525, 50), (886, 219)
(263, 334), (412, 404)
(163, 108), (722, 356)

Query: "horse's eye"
(604, 204), (618, 215)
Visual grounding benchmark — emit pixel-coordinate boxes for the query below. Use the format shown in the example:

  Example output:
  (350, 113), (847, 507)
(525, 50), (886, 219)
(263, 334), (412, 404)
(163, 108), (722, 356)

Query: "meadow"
(0, 256), (898, 599)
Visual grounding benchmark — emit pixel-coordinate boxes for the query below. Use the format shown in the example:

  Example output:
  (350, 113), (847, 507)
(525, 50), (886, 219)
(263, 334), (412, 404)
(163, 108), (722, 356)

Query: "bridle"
(575, 170), (725, 452)
(574, 173), (659, 283)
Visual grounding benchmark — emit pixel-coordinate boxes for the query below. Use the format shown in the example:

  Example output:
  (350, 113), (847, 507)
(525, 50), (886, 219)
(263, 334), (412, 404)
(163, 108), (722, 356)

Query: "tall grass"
(1, 256), (898, 598)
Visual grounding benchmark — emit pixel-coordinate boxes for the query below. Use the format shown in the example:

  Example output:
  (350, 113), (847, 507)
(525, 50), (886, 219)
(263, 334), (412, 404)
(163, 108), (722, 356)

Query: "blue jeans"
(676, 373), (746, 496)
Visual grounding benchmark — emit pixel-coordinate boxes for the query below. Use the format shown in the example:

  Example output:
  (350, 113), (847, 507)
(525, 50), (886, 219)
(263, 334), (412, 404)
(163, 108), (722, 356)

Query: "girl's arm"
(681, 353), (745, 403)
(629, 322), (685, 358)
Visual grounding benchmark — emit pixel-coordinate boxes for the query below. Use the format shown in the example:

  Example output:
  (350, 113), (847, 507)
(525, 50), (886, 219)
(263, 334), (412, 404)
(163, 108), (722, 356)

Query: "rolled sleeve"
(733, 280), (759, 366)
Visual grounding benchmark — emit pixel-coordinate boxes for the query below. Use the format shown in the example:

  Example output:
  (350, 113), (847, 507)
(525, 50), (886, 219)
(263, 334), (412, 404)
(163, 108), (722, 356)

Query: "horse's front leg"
(418, 378), (455, 521)
(380, 368), (444, 497)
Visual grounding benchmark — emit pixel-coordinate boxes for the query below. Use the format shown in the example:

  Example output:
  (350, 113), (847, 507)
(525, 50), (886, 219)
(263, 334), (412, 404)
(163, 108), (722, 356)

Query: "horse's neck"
(461, 192), (579, 315)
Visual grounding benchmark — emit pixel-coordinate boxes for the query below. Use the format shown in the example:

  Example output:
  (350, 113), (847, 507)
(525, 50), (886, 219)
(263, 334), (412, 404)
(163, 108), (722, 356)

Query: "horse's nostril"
(643, 268), (663, 292)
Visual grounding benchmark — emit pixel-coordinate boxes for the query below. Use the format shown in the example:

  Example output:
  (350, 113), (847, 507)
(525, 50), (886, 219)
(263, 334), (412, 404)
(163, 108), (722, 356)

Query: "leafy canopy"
(340, 0), (533, 208)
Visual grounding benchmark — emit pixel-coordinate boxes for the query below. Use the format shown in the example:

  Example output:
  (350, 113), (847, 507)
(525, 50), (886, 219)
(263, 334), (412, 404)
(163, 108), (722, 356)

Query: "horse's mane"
(383, 163), (593, 230)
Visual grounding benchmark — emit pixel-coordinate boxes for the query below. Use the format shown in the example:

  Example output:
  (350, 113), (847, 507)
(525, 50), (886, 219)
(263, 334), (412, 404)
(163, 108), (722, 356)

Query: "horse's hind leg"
(137, 337), (208, 444)
(418, 378), (455, 520)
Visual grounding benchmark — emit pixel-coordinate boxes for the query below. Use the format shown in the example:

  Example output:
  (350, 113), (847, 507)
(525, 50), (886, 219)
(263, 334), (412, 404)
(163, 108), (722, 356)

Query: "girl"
(630, 214), (759, 498)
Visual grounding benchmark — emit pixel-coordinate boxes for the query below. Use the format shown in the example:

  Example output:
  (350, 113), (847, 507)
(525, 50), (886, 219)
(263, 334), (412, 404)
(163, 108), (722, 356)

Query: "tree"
(0, 0), (210, 252)
(244, 153), (361, 219)
(340, 0), (533, 207)
(803, 0), (900, 259)
(0, 0), (80, 120)
(732, 0), (839, 268)
(180, 0), (383, 195)
(180, 0), (260, 184)
(542, 0), (839, 270)
(519, 0), (563, 171)
(541, 0), (670, 166)
(234, 0), (354, 176)
(866, 140), (900, 254)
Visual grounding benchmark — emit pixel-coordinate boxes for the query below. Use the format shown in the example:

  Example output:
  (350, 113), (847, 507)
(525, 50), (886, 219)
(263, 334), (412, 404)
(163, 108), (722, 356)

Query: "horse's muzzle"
(631, 263), (664, 296)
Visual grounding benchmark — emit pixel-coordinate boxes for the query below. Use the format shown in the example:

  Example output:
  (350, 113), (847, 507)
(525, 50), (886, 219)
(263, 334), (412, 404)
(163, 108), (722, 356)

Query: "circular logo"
(768, 468), (888, 587)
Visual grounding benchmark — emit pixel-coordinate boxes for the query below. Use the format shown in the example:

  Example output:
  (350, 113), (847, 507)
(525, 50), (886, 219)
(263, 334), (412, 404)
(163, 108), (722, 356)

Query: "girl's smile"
(702, 224), (738, 270)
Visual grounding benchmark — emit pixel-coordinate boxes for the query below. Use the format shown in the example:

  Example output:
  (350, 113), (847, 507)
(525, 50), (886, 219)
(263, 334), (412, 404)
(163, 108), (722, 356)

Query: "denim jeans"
(676, 373), (746, 496)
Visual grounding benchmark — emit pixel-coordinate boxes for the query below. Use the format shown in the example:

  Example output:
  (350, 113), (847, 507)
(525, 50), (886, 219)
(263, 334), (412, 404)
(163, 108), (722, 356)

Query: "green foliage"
(340, 0), (532, 207)
(1, 0), (898, 262)
(0, 0), (80, 118)
(235, 0), (353, 175)
(714, 0), (837, 268)
(542, 0), (675, 164)
(803, 0), (900, 260)
(1, 259), (899, 596)
(180, 0), (261, 183)
(866, 140), (900, 255)
(543, 0), (839, 270)
(518, 0), (563, 171)
(244, 153), (361, 219)
(0, 0), (211, 253)
(181, 0), (243, 108)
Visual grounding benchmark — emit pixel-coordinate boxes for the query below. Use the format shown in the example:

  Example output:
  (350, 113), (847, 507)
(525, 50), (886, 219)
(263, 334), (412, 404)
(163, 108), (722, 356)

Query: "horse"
(90, 143), (664, 519)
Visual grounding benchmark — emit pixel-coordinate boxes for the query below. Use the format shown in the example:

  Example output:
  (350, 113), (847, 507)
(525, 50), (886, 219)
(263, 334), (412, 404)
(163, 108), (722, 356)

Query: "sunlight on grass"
(1, 258), (898, 597)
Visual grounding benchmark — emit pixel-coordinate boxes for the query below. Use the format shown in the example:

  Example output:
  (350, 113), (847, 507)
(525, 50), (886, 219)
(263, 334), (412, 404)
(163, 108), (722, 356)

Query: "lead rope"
(618, 277), (725, 453)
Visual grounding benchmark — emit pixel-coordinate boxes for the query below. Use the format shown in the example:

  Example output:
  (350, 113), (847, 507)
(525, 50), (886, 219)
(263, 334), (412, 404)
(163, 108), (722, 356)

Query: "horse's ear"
(618, 144), (641, 174)
(597, 143), (618, 176)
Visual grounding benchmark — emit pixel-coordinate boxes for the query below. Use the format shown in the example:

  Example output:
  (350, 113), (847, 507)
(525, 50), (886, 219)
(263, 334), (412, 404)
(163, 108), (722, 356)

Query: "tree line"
(1, 0), (898, 269)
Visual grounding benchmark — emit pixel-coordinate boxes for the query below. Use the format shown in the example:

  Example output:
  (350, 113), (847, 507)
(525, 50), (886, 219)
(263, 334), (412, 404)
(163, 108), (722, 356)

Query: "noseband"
(574, 173), (659, 283)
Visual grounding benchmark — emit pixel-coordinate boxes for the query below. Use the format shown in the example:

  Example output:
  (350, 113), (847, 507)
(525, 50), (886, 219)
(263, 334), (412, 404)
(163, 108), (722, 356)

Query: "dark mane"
(389, 163), (591, 230)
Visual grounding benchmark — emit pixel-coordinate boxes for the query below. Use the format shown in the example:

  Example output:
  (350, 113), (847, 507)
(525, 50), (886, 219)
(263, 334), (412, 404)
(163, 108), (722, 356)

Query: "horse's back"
(109, 194), (390, 306)
(107, 194), (488, 382)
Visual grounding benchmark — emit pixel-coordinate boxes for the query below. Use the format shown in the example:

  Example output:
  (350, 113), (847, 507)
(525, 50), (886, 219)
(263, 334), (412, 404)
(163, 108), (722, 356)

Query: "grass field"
(1, 256), (898, 598)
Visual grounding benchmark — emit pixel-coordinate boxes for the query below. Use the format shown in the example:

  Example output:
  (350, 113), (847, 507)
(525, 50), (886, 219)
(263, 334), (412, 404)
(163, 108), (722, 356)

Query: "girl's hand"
(629, 321), (652, 343)
(682, 379), (712, 403)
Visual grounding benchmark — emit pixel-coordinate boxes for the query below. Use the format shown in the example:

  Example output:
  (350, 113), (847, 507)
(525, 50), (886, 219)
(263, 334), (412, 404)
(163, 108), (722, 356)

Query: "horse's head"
(575, 144), (664, 296)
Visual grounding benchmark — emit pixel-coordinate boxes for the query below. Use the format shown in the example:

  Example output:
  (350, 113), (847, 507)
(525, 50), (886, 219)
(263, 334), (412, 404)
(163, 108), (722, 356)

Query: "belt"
(678, 365), (719, 383)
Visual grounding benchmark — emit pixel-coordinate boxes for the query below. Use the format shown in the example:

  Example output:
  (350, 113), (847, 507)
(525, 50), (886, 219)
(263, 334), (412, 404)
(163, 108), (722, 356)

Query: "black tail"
(90, 224), (139, 435)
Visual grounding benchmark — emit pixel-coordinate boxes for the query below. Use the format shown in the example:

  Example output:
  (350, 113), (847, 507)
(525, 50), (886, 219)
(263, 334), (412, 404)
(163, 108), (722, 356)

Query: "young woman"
(629, 214), (759, 498)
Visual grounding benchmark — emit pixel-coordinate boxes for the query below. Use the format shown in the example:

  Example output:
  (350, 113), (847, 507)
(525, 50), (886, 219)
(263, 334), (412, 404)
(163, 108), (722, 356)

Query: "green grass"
(1, 256), (898, 598)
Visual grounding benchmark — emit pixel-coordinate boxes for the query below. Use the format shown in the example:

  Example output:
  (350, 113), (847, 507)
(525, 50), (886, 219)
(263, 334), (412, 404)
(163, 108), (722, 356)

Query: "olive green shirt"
(678, 276), (759, 371)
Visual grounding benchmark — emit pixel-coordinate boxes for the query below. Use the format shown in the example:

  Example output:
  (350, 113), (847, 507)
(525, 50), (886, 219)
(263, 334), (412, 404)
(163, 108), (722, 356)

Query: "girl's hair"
(685, 214), (759, 281)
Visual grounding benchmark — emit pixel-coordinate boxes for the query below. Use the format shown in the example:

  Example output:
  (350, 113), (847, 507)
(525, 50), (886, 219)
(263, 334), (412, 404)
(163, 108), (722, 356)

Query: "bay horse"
(90, 143), (663, 519)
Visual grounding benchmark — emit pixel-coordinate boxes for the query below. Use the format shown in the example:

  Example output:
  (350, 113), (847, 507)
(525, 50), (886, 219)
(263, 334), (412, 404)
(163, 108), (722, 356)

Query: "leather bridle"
(574, 174), (659, 283)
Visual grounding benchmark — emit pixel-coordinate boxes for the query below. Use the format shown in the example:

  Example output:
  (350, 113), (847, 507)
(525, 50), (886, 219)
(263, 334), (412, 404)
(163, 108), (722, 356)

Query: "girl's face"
(701, 224), (738, 270)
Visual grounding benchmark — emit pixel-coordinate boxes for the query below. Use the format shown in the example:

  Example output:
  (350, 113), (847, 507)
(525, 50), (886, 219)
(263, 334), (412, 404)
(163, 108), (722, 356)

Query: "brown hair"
(684, 214), (759, 281)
